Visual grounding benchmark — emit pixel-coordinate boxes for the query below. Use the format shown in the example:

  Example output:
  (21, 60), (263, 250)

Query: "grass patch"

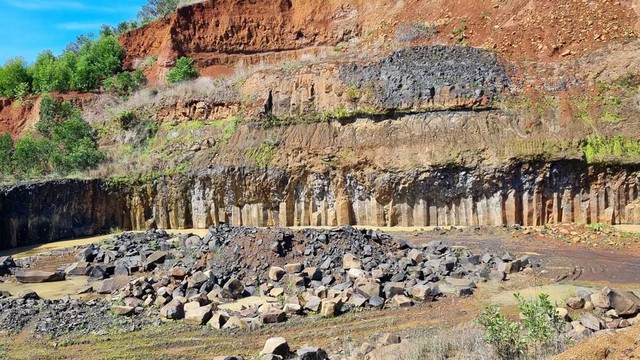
(221, 116), (241, 143)
(451, 18), (468, 45)
(245, 141), (276, 167)
(580, 135), (640, 163)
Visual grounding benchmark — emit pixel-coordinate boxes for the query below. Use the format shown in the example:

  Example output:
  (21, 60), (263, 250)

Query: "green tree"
(51, 51), (77, 92)
(138, 0), (179, 22)
(30, 51), (58, 93)
(0, 58), (31, 98)
(70, 35), (123, 91)
(0, 133), (13, 175)
(13, 134), (50, 177)
(166, 57), (200, 84)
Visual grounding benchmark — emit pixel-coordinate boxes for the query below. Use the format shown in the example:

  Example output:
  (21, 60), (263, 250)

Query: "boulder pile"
(558, 286), (640, 340)
(0, 291), (147, 336)
(1, 225), (535, 337)
(90, 225), (533, 329)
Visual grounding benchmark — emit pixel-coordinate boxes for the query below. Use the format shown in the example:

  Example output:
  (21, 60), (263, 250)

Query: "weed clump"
(477, 293), (566, 359)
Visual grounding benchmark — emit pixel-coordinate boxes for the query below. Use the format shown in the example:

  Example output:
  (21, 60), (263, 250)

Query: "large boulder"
(65, 262), (90, 276)
(580, 313), (603, 331)
(160, 299), (185, 320)
(410, 284), (433, 301)
(354, 277), (381, 299)
(15, 270), (65, 283)
(184, 305), (213, 325)
(603, 287), (640, 316)
(260, 337), (289, 358)
(96, 276), (130, 294)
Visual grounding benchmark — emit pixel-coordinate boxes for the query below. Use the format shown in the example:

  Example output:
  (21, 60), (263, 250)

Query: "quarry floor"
(2, 225), (640, 359)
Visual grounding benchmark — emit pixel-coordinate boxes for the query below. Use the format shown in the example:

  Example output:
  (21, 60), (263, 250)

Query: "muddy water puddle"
(0, 277), (94, 299)
(489, 283), (640, 307)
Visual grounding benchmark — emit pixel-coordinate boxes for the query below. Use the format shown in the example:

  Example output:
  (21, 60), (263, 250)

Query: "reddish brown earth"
(118, 0), (640, 83)
(0, 98), (38, 139)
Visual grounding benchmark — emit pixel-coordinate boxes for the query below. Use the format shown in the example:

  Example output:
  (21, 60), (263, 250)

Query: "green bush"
(10, 97), (106, 178)
(103, 70), (147, 95)
(13, 134), (50, 177)
(36, 95), (79, 137)
(477, 293), (565, 359)
(0, 34), (125, 97)
(245, 142), (276, 167)
(166, 57), (200, 84)
(116, 110), (138, 130)
(0, 133), (13, 175)
(49, 118), (106, 173)
(72, 36), (124, 91)
(30, 51), (58, 93)
(477, 305), (526, 359)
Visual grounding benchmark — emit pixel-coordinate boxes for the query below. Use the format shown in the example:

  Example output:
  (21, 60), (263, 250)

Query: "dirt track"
(409, 230), (640, 285)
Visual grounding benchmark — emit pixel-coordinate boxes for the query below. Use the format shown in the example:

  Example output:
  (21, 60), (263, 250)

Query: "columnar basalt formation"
(1, 161), (639, 250)
(0, 180), (128, 250)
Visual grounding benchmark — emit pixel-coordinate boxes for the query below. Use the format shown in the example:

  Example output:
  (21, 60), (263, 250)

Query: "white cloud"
(56, 21), (103, 31)
(3, 0), (139, 13)
(4, 0), (87, 10)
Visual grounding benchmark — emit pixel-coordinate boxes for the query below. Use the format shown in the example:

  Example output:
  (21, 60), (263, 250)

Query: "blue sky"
(0, 0), (147, 64)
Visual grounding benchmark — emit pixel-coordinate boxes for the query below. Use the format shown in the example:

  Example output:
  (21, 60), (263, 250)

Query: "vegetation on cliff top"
(0, 96), (105, 180)
(0, 34), (129, 98)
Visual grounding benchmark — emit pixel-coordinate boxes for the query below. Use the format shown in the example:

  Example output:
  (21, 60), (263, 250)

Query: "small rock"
(566, 297), (585, 310)
(268, 267), (285, 281)
(343, 253), (362, 269)
(18, 289), (39, 300)
(378, 333), (401, 346)
(284, 263), (304, 274)
(297, 346), (329, 360)
(391, 295), (413, 307)
(160, 299), (185, 320)
(111, 306), (135, 316)
(223, 278), (245, 299)
(261, 309), (287, 323)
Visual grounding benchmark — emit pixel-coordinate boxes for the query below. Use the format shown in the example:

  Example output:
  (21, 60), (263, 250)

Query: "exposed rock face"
(1, 161), (639, 249)
(339, 46), (509, 109)
(0, 179), (127, 249)
(240, 46), (509, 120)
